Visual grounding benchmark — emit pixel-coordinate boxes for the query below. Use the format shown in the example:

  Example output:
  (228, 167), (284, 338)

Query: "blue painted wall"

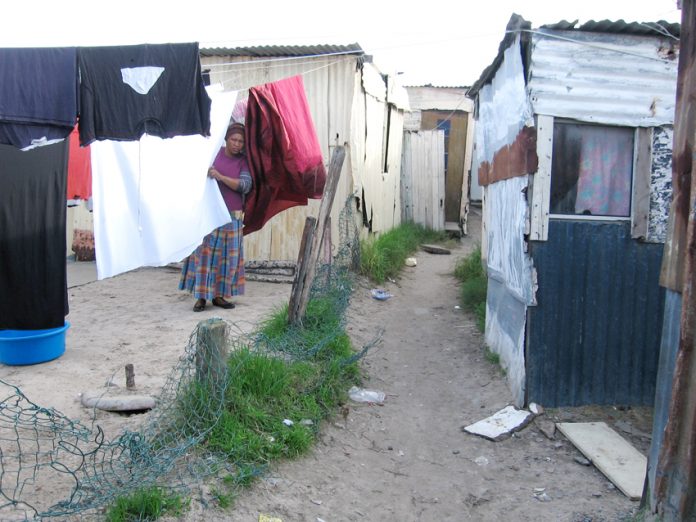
(527, 220), (665, 406)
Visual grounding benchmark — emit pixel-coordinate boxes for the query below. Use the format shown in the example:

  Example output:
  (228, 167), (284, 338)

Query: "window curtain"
(575, 127), (633, 216)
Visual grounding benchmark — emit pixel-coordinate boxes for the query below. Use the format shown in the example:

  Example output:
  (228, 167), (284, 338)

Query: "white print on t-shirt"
(120, 66), (165, 95)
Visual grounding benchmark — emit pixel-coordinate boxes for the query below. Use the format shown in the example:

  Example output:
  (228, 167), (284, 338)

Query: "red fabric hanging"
(66, 126), (92, 200)
(243, 75), (326, 235)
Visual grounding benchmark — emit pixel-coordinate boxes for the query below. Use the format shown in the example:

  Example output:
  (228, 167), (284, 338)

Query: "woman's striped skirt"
(179, 217), (245, 300)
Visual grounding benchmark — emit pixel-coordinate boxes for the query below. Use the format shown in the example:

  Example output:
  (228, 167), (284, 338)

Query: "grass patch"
(106, 487), (188, 522)
(453, 245), (487, 333)
(360, 221), (451, 283)
(484, 348), (500, 366)
(144, 293), (362, 520)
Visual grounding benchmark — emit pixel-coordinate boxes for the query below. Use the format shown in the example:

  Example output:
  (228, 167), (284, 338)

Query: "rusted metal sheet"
(477, 126), (538, 187)
(470, 34), (533, 196)
(527, 220), (665, 407)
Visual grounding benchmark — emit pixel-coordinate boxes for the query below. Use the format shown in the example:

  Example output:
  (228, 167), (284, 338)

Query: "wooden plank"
(436, 129), (446, 231)
(631, 127), (653, 239)
(556, 422), (647, 500)
(460, 111), (475, 235)
(246, 260), (296, 269)
(401, 132), (414, 221)
(421, 244), (451, 255)
(529, 115), (553, 241)
(246, 274), (294, 284)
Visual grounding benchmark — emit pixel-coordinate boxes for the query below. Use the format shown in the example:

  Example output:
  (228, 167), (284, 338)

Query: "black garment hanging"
(0, 47), (78, 149)
(0, 141), (69, 330)
(77, 43), (211, 145)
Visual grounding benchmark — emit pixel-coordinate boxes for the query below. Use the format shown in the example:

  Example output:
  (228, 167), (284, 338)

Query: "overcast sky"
(2, 0), (682, 86)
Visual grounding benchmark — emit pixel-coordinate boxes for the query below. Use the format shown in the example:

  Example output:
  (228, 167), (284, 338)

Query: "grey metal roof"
(200, 43), (363, 58)
(541, 19), (680, 38)
(468, 14), (681, 98)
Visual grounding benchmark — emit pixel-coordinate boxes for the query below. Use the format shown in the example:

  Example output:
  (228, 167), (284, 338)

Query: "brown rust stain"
(477, 126), (538, 187)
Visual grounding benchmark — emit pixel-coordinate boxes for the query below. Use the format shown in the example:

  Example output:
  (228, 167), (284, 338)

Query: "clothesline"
(218, 60), (343, 89)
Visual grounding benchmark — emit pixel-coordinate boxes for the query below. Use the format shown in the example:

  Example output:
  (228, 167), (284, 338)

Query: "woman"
(179, 123), (252, 312)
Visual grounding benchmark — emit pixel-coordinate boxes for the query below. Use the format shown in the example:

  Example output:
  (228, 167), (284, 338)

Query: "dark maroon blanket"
(243, 75), (326, 235)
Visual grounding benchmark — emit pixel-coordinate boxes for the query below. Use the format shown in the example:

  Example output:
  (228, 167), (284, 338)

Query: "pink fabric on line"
(243, 75), (326, 235)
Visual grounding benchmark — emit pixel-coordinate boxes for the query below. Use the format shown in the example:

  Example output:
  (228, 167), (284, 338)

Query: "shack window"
(550, 123), (634, 217)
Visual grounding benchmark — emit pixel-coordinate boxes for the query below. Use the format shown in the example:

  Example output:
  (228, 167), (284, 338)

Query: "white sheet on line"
(91, 88), (237, 279)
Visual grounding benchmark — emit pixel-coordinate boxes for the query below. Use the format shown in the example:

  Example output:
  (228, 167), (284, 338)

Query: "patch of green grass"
(130, 270), (361, 519)
(204, 300), (359, 471)
(210, 486), (235, 509)
(484, 347), (506, 375)
(105, 487), (189, 522)
(484, 348), (500, 366)
(453, 246), (487, 333)
(359, 222), (451, 283)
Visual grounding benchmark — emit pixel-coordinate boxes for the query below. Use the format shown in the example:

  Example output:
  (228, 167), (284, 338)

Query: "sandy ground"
(0, 211), (652, 521)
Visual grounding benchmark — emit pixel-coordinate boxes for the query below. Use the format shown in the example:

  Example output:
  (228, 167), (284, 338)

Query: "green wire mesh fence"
(0, 195), (377, 520)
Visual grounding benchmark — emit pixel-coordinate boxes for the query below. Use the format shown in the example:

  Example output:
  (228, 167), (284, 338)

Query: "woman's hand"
(208, 167), (221, 181)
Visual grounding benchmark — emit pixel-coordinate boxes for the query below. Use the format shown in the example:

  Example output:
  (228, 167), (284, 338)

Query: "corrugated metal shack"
(468, 14), (679, 407)
(403, 86), (475, 234)
(200, 44), (410, 262)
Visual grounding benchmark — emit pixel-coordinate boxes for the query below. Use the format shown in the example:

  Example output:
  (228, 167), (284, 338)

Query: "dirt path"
(214, 212), (644, 522)
(0, 211), (649, 520)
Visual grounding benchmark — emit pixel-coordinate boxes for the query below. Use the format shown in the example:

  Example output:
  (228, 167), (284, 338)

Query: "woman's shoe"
(193, 298), (206, 312)
(212, 297), (235, 309)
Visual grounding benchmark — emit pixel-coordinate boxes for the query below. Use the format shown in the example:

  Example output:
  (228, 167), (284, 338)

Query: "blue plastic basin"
(0, 322), (70, 365)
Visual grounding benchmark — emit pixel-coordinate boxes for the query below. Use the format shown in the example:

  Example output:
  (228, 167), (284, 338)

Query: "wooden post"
(195, 318), (228, 384)
(288, 146), (346, 325)
(288, 217), (316, 324)
(322, 216), (332, 265)
(125, 364), (135, 390)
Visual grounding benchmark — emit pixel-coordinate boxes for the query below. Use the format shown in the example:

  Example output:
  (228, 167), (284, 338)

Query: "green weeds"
(453, 245), (487, 333)
(360, 222), (450, 283)
(105, 487), (188, 522)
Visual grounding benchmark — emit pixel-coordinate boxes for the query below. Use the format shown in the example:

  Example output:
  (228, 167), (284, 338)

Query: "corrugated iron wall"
(529, 30), (678, 128)
(527, 220), (665, 407)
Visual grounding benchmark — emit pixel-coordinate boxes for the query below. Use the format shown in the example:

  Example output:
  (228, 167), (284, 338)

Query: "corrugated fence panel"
(527, 220), (665, 407)
(529, 30), (677, 127)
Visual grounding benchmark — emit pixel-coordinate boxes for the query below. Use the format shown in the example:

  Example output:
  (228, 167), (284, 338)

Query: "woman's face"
(226, 132), (244, 155)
